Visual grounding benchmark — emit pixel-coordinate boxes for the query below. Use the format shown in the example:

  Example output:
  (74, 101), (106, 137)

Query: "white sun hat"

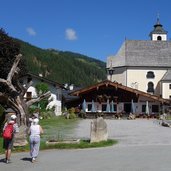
(11, 114), (17, 120)
(33, 118), (39, 124)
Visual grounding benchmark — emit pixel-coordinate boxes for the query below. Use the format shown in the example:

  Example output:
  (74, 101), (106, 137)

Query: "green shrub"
(68, 107), (75, 114)
(41, 110), (55, 119)
(69, 112), (76, 119)
(67, 107), (77, 119)
(35, 83), (49, 95)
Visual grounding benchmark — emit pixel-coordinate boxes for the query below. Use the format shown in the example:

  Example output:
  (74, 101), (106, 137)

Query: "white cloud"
(65, 28), (77, 40)
(26, 27), (36, 36)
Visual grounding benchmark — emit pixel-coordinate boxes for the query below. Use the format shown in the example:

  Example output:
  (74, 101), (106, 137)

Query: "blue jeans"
(29, 135), (40, 158)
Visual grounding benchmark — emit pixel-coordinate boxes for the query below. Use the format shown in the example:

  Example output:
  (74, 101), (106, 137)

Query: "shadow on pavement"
(0, 158), (6, 163)
(21, 157), (32, 162)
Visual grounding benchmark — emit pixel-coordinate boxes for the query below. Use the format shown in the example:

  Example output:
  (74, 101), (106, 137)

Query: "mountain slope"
(17, 39), (106, 87)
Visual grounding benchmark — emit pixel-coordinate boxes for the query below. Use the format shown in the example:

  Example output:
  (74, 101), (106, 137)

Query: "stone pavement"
(1, 119), (171, 171)
(73, 119), (171, 146)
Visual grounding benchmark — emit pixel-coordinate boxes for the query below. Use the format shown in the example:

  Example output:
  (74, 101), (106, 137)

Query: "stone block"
(90, 117), (108, 143)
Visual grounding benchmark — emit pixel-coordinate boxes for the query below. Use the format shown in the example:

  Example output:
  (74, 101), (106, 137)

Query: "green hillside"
(17, 39), (106, 87)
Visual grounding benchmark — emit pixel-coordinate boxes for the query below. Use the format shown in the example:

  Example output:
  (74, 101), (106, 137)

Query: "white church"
(107, 18), (171, 100)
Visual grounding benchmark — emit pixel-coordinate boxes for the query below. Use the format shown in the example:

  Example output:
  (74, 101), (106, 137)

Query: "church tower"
(149, 17), (168, 41)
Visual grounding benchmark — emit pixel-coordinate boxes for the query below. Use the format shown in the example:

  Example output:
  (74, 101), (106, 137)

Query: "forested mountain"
(16, 39), (106, 87)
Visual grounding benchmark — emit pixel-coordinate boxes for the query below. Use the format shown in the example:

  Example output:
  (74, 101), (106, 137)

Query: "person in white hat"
(28, 118), (43, 163)
(2, 114), (19, 164)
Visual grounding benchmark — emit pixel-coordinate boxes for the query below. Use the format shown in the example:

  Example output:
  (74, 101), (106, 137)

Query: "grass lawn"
(0, 116), (117, 154)
(40, 116), (79, 142)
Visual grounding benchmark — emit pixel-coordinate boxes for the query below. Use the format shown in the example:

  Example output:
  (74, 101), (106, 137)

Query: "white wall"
(108, 68), (126, 85)
(152, 34), (167, 41)
(127, 69), (167, 95)
(162, 82), (171, 99)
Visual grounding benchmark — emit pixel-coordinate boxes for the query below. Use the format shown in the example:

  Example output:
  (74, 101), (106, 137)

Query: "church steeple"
(149, 16), (168, 41)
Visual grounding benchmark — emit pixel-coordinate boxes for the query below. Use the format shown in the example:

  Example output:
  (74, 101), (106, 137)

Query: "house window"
(169, 95), (171, 99)
(102, 104), (107, 112)
(147, 82), (154, 93)
(87, 104), (92, 111)
(26, 92), (32, 101)
(152, 105), (159, 113)
(169, 84), (171, 89)
(142, 105), (146, 113)
(146, 71), (155, 78)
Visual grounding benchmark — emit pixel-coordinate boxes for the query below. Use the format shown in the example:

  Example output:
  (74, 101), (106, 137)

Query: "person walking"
(2, 114), (19, 164)
(28, 118), (43, 163)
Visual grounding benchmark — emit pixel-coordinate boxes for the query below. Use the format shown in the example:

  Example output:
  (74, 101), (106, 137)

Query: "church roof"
(149, 18), (168, 36)
(109, 40), (171, 67)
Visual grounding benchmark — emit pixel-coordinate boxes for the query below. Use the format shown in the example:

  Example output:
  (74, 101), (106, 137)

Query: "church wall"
(162, 82), (171, 99)
(152, 34), (167, 41)
(126, 68), (167, 95)
(109, 67), (126, 85)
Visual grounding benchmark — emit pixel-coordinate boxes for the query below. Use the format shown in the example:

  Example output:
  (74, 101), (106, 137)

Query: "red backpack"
(3, 123), (14, 140)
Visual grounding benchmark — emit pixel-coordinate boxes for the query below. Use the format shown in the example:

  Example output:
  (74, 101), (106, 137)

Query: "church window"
(146, 71), (155, 78)
(157, 36), (162, 41)
(169, 84), (171, 89)
(147, 82), (154, 93)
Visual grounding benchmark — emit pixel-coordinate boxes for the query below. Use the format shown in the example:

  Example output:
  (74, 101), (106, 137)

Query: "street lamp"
(108, 67), (114, 81)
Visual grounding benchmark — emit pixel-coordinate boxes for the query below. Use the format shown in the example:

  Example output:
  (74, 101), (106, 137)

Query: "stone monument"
(90, 117), (108, 143)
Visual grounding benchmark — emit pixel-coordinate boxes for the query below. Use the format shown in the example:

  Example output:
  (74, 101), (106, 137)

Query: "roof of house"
(22, 73), (65, 89)
(108, 40), (171, 68)
(71, 80), (170, 104)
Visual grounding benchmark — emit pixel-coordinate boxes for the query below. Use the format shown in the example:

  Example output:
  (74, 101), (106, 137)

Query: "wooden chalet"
(70, 80), (171, 118)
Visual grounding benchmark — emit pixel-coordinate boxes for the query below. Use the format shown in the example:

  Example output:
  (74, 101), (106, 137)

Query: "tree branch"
(26, 91), (51, 107)
(8, 98), (20, 113)
(0, 78), (7, 84)
(7, 54), (22, 82)
(0, 78), (16, 91)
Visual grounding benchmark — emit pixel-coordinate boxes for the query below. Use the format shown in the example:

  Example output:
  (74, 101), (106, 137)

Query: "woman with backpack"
(2, 114), (19, 164)
(28, 118), (43, 163)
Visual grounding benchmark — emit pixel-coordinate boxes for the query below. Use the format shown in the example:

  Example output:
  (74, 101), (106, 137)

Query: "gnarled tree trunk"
(0, 54), (51, 145)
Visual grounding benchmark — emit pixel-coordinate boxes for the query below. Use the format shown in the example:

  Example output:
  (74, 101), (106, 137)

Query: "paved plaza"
(74, 119), (171, 146)
(1, 119), (171, 171)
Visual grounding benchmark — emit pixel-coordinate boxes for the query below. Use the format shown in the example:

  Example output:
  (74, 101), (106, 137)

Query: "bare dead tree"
(0, 54), (51, 126)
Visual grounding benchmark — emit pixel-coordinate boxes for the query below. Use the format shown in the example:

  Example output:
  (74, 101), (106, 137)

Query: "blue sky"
(1, 0), (171, 62)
